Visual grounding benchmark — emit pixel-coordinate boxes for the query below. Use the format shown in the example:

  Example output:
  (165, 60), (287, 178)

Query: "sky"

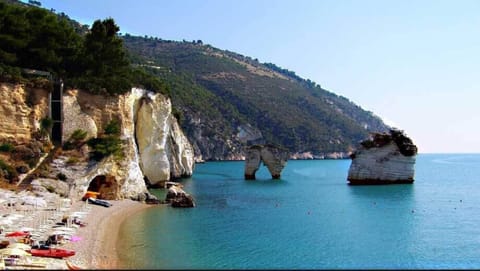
(36, 0), (480, 153)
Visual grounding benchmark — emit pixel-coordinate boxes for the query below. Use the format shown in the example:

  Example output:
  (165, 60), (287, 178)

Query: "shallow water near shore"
(117, 154), (480, 269)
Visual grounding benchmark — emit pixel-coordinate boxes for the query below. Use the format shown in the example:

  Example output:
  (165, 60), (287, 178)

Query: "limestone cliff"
(0, 79), (194, 200)
(168, 118), (195, 179)
(134, 90), (194, 186)
(0, 82), (50, 143)
(62, 88), (195, 198)
(244, 144), (289, 180)
(0, 82), (52, 183)
(347, 129), (417, 185)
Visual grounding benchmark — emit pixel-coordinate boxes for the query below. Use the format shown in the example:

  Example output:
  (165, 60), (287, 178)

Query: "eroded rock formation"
(60, 88), (194, 199)
(0, 81), (194, 201)
(165, 184), (195, 208)
(134, 90), (194, 187)
(0, 83), (49, 143)
(347, 129), (417, 185)
(244, 144), (289, 180)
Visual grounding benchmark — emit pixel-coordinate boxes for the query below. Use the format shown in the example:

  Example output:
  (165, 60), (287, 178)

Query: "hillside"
(122, 36), (389, 160)
(0, 0), (390, 161)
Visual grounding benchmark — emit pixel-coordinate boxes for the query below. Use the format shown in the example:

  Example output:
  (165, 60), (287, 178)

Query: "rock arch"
(244, 144), (289, 180)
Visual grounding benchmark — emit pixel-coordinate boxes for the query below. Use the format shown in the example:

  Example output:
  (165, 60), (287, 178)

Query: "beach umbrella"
(6, 243), (31, 250)
(5, 231), (29, 237)
(0, 247), (31, 256)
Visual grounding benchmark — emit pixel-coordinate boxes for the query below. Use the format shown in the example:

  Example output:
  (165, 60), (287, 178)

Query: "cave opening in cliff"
(87, 175), (119, 200)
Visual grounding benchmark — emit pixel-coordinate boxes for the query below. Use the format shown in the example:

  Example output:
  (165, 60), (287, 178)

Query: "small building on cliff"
(347, 129), (418, 185)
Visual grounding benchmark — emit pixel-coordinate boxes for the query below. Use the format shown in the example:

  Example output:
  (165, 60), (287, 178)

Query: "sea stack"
(347, 129), (418, 185)
(244, 144), (289, 180)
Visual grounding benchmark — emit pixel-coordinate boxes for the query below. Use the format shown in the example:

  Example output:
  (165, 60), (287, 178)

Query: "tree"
(0, 3), (81, 76)
(78, 18), (131, 94)
(0, 3), (29, 66)
(82, 18), (129, 76)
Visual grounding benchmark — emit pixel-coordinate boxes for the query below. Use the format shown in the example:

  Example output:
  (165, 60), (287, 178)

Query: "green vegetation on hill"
(122, 36), (389, 158)
(0, 0), (168, 96)
(0, 0), (389, 160)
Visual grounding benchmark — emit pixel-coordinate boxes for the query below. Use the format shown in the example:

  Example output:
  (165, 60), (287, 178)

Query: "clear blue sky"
(38, 0), (480, 153)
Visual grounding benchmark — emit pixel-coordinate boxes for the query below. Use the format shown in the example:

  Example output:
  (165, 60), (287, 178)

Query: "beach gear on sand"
(0, 247), (31, 256)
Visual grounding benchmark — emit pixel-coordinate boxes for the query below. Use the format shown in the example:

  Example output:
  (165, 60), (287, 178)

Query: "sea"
(117, 154), (480, 269)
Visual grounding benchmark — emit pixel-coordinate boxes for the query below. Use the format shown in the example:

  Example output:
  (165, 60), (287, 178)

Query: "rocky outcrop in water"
(244, 144), (289, 180)
(347, 129), (417, 185)
(165, 184), (195, 208)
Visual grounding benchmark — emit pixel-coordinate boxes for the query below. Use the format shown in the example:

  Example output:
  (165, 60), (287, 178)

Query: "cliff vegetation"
(122, 36), (390, 159)
(0, 0), (168, 96)
(1, 0), (390, 163)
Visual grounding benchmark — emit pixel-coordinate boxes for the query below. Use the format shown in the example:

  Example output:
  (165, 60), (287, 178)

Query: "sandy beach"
(63, 199), (154, 269)
(0, 191), (155, 269)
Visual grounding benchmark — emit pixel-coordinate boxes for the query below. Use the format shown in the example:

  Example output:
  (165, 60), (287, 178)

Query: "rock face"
(0, 82), (194, 200)
(165, 184), (195, 208)
(61, 88), (195, 199)
(62, 91), (98, 142)
(135, 91), (194, 187)
(244, 144), (289, 180)
(0, 83), (49, 143)
(347, 129), (418, 185)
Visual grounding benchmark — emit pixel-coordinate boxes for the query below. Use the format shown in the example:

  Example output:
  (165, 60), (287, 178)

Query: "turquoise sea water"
(117, 154), (480, 269)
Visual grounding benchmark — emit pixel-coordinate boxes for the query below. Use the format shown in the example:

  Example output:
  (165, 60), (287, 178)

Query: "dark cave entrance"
(87, 175), (119, 200)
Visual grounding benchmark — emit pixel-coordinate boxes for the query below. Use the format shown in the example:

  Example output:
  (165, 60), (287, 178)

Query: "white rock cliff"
(244, 144), (289, 180)
(62, 88), (194, 198)
(347, 129), (417, 185)
(135, 89), (194, 186)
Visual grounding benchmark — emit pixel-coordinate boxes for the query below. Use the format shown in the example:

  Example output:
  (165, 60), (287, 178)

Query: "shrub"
(0, 143), (14, 153)
(66, 157), (79, 164)
(70, 129), (88, 142)
(63, 129), (88, 150)
(87, 135), (123, 161)
(104, 119), (120, 135)
(0, 159), (18, 181)
(62, 141), (74, 150)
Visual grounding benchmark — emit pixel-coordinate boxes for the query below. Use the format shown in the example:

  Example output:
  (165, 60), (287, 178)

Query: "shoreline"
(64, 199), (154, 269)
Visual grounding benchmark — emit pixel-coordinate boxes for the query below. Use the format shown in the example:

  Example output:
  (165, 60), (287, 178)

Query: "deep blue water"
(117, 154), (480, 269)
